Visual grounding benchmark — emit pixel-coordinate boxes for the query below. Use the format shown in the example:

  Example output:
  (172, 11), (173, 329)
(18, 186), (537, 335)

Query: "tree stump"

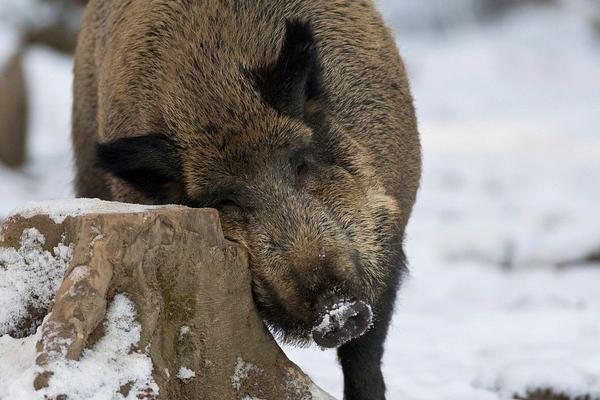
(0, 199), (334, 400)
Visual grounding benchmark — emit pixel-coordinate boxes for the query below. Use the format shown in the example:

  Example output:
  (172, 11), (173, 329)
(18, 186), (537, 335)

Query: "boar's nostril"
(312, 299), (373, 348)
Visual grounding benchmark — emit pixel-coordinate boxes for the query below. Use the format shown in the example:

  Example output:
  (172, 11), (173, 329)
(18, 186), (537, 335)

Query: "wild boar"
(72, 1), (421, 399)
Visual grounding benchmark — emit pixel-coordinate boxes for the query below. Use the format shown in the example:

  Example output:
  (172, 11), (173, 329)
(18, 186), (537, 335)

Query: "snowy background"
(1, 0), (600, 399)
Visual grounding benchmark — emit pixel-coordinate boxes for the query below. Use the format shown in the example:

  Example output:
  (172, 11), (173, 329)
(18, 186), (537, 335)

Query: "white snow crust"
(313, 300), (352, 335)
(0, 228), (72, 336)
(10, 198), (164, 224)
(176, 366), (196, 381)
(312, 300), (372, 336)
(0, 295), (158, 399)
(179, 325), (191, 337)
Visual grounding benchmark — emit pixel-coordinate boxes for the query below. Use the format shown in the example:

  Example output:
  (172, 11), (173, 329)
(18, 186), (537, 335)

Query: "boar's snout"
(312, 299), (372, 348)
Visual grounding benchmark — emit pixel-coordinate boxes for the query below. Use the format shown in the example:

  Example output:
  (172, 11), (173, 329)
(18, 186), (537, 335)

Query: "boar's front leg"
(337, 263), (403, 400)
(337, 304), (392, 399)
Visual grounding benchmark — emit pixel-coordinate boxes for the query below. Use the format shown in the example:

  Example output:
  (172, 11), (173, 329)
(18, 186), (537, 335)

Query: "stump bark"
(0, 200), (334, 400)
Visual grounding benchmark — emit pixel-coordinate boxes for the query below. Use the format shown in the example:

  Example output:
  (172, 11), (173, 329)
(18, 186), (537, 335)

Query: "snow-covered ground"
(0, 293), (159, 399)
(1, 1), (600, 399)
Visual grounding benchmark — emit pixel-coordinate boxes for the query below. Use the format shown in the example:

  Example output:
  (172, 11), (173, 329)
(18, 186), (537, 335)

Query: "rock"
(0, 29), (27, 168)
(515, 388), (595, 400)
(0, 199), (335, 400)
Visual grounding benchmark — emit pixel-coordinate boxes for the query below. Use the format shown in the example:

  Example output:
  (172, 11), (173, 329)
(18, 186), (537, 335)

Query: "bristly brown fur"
(73, 2), (421, 399)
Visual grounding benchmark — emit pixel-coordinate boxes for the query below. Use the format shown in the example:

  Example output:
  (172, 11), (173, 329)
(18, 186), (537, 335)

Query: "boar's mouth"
(311, 299), (373, 348)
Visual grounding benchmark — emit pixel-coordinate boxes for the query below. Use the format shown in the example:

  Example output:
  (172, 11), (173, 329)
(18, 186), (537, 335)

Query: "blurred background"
(0, 1), (599, 399)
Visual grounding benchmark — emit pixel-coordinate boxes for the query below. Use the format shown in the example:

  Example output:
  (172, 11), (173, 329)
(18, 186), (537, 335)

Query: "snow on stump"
(0, 199), (334, 400)
(0, 28), (27, 168)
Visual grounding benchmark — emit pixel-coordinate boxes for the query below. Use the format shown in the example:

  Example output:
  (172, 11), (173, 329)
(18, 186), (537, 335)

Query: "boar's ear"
(96, 134), (183, 202)
(253, 19), (324, 119)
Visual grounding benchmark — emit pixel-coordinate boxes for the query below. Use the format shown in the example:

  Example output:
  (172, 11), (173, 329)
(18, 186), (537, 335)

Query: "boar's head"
(97, 21), (403, 347)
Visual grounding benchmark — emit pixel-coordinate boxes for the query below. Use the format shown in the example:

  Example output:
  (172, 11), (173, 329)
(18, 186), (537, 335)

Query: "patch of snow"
(179, 325), (191, 337)
(0, 228), (72, 336)
(0, 325), (40, 397)
(0, 295), (158, 399)
(417, 126), (600, 269)
(231, 357), (263, 391)
(313, 300), (350, 335)
(176, 367), (196, 381)
(11, 198), (165, 224)
(312, 300), (372, 337)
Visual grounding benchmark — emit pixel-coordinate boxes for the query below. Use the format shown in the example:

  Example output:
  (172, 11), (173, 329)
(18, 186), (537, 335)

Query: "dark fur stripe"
(95, 135), (182, 201)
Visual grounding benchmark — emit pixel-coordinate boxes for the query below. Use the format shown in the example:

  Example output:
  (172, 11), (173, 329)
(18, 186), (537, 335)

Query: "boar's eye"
(296, 160), (308, 178)
(291, 148), (314, 183)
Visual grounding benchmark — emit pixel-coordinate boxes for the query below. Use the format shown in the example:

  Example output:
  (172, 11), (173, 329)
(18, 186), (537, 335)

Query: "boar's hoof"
(312, 300), (372, 348)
